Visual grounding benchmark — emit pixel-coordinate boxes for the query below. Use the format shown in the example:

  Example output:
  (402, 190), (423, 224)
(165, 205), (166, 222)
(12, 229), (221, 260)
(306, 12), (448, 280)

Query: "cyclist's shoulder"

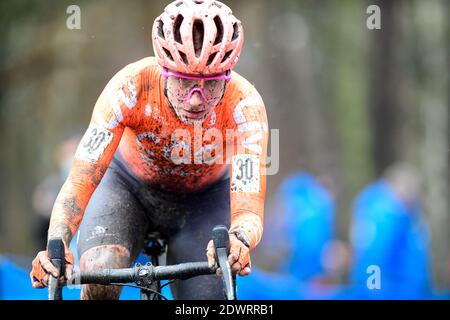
(228, 71), (265, 108)
(95, 57), (160, 113)
(223, 73), (268, 128)
(98, 57), (160, 105)
(110, 56), (159, 82)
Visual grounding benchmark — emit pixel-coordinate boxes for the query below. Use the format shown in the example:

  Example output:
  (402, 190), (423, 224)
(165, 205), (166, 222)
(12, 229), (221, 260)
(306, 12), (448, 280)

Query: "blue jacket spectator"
(349, 164), (433, 299)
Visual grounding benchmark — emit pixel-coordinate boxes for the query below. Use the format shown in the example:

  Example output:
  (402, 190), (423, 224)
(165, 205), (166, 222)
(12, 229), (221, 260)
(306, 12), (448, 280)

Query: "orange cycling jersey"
(50, 57), (268, 250)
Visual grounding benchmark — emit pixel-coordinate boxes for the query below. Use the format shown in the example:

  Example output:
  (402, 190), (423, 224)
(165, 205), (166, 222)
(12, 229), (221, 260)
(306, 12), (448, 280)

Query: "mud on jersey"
(51, 57), (268, 250)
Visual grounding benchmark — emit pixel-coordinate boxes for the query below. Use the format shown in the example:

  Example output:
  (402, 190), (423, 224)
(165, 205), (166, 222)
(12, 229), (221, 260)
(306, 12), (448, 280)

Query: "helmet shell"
(152, 0), (244, 75)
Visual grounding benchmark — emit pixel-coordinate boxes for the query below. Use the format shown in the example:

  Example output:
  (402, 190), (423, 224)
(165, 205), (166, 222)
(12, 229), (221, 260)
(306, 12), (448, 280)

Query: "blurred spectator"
(32, 134), (81, 250)
(238, 172), (346, 299)
(275, 173), (336, 281)
(348, 163), (433, 299)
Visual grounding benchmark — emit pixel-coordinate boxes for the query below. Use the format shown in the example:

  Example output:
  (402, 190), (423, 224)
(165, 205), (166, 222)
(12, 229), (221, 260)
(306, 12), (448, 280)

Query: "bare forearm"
(46, 160), (107, 245)
(48, 190), (85, 246)
(48, 221), (73, 246)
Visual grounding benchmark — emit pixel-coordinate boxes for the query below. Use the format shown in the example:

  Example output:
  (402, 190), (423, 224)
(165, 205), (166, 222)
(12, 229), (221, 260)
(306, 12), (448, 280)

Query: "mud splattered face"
(164, 68), (230, 124)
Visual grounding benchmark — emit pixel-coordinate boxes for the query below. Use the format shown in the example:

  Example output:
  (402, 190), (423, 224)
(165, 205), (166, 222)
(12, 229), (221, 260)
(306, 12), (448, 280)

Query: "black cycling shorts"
(77, 152), (230, 299)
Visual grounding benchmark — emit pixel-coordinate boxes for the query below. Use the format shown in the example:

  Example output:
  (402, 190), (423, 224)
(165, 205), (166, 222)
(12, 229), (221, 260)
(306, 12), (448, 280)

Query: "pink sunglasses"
(162, 68), (231, 103)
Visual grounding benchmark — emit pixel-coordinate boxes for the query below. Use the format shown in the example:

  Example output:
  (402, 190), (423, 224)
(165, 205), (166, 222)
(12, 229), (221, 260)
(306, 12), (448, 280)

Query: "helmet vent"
(193, 19), (204, 58)
(206, 52), (218, 66)
(221, 50), (233, 63)
(175, 1), (183, 7)
(163, 48), (174, 61)
(213, 16), (224, 45)
(179, 51), (188, 65)
(231, 22), (239, 41)
(173, 15), (184, 44)
(193, 0), (204, 4)
(157, 20), (165, 39)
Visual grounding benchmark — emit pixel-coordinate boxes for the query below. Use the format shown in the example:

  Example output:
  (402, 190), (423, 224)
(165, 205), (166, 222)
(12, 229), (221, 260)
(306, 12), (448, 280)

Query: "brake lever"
(47, 238), (65, 300)
(212, 225), (235, 300)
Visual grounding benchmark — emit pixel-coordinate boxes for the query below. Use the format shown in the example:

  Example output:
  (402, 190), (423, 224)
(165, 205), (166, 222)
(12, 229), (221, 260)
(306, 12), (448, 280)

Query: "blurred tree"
(367, 0), (449, 288)
(413, 0), (449, 288)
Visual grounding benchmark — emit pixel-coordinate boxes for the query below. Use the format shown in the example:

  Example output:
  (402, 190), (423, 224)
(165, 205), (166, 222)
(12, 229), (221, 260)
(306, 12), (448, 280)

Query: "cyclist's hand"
(227, 233), (251, 276)
(30, 244), (74, 288)
(206, 233), (251, 277)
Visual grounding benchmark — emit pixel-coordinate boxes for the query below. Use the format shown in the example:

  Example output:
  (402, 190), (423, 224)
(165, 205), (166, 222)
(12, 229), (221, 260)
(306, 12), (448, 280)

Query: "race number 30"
(75, 124), (113, 163)
(231, 154), (260, 193)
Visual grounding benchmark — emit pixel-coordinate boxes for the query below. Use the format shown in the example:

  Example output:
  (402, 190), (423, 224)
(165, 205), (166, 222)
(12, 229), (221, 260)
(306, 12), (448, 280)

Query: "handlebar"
(78, 268), (135, 285)
(153, 262), (215, 280)
(48, 224), (236, 300)
(69, 261), (216, 286)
